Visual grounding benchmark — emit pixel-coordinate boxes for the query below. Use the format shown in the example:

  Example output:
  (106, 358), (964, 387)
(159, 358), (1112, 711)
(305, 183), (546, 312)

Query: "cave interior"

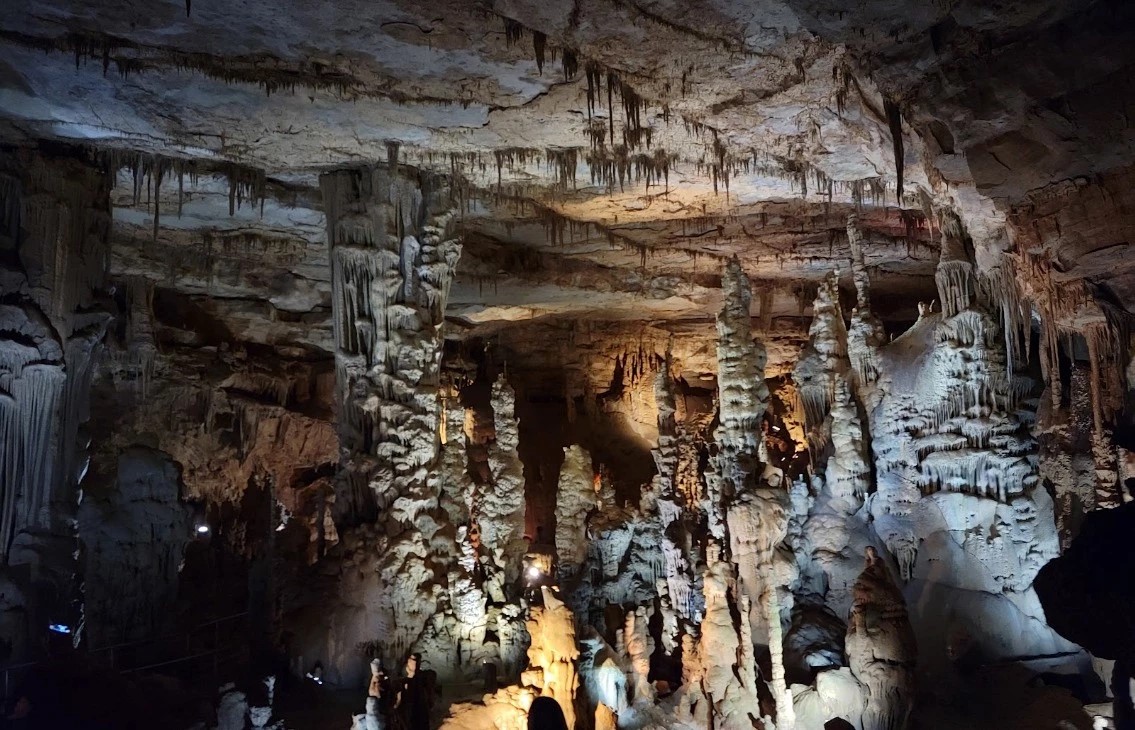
(2, 1), (1135, 729)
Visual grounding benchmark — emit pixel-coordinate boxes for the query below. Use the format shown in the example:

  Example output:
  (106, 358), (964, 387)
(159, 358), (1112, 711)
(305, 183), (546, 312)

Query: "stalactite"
(884, 99), (904, 200)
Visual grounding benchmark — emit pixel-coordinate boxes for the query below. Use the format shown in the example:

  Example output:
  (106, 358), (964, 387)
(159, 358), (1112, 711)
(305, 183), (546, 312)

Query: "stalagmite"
(684, 552), (765, 730)
(824, 377), (871, 515)
(525, 587), (581, 729)
(708, 257), (769, 537)
(319, 163), (463, 678)
(555, 444), (596, 575)
(481, 375), (528, 583)
(846, 214), (886, 387)
(622, 606), (655, 705)
(794, 270), (848, 436)
(649, 349), (701, 634)
(845, 548), (916, 730)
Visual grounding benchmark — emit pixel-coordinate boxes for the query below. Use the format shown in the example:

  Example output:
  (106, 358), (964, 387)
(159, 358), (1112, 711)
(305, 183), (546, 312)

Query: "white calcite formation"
(649, 351), (703, 649)
(677, 553), (766, 730)
(479, 375), (528, 585)
(314, 161), (464, 681)
(794, 270), (849, 436)
(554, 444), (596, 575)
(439, 402), (491, 668)
(845, 548), (916, 730)
(824, 376), (872, 518)
(846, 215), (886, 388)
(707, 258), (770, 538)
(621, 606), (655, 706)
(866, 243), (1071, 680)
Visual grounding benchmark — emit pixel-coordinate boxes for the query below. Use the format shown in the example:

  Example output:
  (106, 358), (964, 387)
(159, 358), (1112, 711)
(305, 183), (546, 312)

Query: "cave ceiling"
(2, 0), (1134, 365)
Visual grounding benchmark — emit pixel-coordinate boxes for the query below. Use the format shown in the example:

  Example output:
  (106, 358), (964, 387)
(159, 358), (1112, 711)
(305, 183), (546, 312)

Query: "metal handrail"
(86, 611), (249, 655)
(0, 611), (249, 700)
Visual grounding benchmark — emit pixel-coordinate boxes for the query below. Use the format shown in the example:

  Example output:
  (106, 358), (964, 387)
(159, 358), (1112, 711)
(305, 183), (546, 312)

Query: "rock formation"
(2, 3), (1135, 729)
(554, 445), (595, 576)
(524, 587), (580, 729)
(846, 547), (916, 730)
(481, 375), (528, 585)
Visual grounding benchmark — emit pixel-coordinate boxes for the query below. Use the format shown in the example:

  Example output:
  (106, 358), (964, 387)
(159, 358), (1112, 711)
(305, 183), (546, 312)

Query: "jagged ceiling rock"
(2, 0), (1133, 337)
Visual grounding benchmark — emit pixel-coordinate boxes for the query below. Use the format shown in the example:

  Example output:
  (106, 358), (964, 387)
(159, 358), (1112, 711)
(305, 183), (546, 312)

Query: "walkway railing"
(0, 612), (248, 703)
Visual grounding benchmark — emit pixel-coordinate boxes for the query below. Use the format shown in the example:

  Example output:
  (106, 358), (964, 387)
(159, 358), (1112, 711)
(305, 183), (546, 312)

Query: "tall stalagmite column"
(846, 547), (916, 730)
(707, 257), (769, 537)
(555, 444), (596, 577)
(320, 160), (462, 669)
(480, 374), (528, 585)
(0, 148), (112, 658)
(650, 350), (702, 645)
(846, 214), (886, 387)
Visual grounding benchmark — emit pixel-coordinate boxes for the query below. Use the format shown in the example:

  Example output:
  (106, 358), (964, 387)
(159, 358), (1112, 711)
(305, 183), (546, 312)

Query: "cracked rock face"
(3, 3), (1135, 730)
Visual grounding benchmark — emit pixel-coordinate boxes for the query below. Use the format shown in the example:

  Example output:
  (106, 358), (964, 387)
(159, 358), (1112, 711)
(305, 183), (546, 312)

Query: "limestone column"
(0, 147), (112, 657)
(320, 161), (462, 670)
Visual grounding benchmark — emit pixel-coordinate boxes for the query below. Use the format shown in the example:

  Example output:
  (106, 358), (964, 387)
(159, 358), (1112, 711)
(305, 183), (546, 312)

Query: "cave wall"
(0, 145), (111, 663)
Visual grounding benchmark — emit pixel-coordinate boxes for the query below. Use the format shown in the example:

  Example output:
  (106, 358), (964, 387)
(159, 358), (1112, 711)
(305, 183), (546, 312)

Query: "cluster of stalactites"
(320, 164), (460, 481)
(933, 212), (1033, 380)
(0, 153), (111, 571)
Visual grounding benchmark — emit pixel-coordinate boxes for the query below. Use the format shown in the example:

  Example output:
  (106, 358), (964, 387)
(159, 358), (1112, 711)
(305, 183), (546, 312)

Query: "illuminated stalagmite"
(481, 375), (528, 584)
(525, 587), (580, 729)
(707, 257), (769, 537)
(845, 547), (916, 730)
(316, 162), (463, 681)
(555, 444), (595, 575)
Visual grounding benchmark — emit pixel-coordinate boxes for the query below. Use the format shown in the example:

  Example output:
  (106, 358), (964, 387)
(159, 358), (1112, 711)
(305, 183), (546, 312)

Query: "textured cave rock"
(1, 148), (112, 660)
(79, 446), (195, 649)
(2, 2), (1135, 729)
